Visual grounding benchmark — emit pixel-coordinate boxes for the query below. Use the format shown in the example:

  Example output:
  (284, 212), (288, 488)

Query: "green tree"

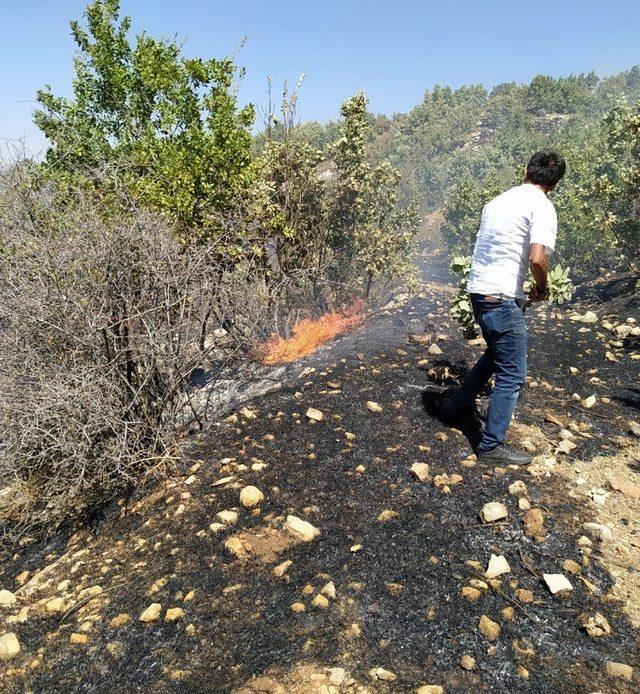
(34, 0), (254, 242)
(327, 93), (419, 297)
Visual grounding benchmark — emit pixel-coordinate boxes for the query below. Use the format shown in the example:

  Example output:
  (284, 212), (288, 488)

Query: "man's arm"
(529, 243), (549, 302)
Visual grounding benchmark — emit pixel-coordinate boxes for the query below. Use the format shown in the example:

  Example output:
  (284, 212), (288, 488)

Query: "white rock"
(285, 515), (320, 542)
(581, 394), (597, 409)
(485, 554), (511, 579)
(570, 311), (598, 324)
(543, 573), (573, 594)
(216, 510), (238, 524)
(366, 401), (383, 413)
(410, 463), (430, 482)
(582, 522), (613, 542)
(0, 589), (17, 607)
(305, 407), (324, 422)
(139, 602), (162, 623)
(480, 502), (508, 523)
(239, 486), (264, 508)
(508, 481), (527, 497)
(427, 343), (443, 355)
(0, 632), (20, 661)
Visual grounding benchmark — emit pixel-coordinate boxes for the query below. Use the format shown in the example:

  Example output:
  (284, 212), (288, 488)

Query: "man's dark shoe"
(477, 445), (532, 466)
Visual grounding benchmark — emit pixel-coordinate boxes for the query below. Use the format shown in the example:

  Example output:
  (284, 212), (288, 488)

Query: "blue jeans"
(449, 294), (527, 452)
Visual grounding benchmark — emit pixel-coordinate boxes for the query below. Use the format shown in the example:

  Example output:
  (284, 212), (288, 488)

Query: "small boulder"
(543, 573), (573, 595)
(605, 661), (633, 681)
(410, 463), (430, 482)
(305, 407), (324, 422)
(485, 554), (511, 579)
(480, 502), (508, 523)
(580, 611), (611, 637)
(239, 486), (264, 508)
(0, 589), (17, 607)
(139, 603), (162, 623)
(478, 614), (501, 641)
(285, 515), (320, 542)
(0, 632), (20, 661)
(165, 607), (185, 622)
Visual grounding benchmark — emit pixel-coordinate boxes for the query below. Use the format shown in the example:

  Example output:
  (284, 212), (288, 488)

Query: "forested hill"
(288, 67), (640, 210)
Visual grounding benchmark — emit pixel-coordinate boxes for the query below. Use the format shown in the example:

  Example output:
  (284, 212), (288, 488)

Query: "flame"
(258, 301), (364, 364)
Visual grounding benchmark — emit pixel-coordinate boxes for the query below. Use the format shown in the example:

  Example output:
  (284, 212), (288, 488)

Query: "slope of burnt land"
(0, 266), (639, 694)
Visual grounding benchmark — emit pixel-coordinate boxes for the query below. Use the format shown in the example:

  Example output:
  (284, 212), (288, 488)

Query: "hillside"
(1, 233), (639, 693)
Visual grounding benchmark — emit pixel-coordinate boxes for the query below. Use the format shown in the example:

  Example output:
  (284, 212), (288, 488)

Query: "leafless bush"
(0, 164), (268, 540)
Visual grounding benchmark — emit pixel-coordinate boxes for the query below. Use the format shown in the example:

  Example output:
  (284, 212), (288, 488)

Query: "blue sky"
(2, 0), (639, 155)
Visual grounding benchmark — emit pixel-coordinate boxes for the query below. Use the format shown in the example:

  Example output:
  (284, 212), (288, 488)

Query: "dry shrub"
(0, 165), (261, 540)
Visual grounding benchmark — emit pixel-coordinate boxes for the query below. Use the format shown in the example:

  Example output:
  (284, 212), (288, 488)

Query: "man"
(426, 150), (566, 465)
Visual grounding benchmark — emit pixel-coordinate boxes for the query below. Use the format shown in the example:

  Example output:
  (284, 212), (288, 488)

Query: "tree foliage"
(35, 0), (254, 241)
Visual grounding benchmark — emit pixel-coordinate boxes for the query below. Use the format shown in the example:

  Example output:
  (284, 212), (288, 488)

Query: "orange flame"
(259, 301), (365, 364)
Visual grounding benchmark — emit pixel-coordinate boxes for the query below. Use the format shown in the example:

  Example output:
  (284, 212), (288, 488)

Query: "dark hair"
(525, 150), (566, 188)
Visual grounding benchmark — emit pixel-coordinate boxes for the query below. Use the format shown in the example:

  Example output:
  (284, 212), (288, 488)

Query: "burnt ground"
(1, 238), (639, 694)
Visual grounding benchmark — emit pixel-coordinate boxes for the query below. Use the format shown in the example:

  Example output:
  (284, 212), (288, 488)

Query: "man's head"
(524, 150), (566, 192)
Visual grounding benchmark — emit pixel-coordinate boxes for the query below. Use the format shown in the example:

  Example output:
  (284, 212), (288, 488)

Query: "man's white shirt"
(466, 183), (557, 300)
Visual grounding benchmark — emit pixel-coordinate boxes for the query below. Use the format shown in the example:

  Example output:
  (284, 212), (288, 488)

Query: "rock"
(522, 508), (545, 538)
(311, 594), (329, 609)
(543, 573), (573, 595)
(614, 324), (633, 338)
(320, 581), (336, 600)
(562, 559), (582, 575)
(45, 597), (65, 613)
(70, 633), (88, 645)
(580, 611), (611, 637)
(410, 463), (430, 482)
(629, 421), (640, 437)
(109, 613), (130, 628)
(485, 554), (511, 579)
(212, 476), (234, 487)
(478, 614), (501, 641)
(285, 515), (320, 542)
(225, 537), (247, 557)
(570, 311), (598, 324)
(217, 510), (238, 524)
(370, 667), (397, 681)
(0, 632), (20, 661)
(605, 662), (633, 681)
(480, 502), (508, 523)
(328, 668), (348, 686)
(508, 481), (527, 497)
(165, 607), (185, 622)
(366, 401), (383, 413)
(516, 589), (534, 603)
(427, 343), (443, 355)
(305, 407), (324, 422)
(377, 509), (398, 522)
(105, 640), (125, 660)
(239, 486), (264, 507)
(290, 602), (305, 613)
(460, 654), (476, 671)
(462, 586), (482, 602)
(0, 589), (17, 607)
(273, 560), (292, 577)
(581, 394), (597, 409)
(139, 603), (162, 623)
(582, 522), (613, 542)
(239, 406), (257, 419)
(518, 498), (531, 511)
(608, 477), (640, 500)
(416, 687), (444, 694)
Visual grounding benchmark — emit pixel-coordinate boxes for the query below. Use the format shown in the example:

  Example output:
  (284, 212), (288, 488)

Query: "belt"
(471, 293), (526, 309)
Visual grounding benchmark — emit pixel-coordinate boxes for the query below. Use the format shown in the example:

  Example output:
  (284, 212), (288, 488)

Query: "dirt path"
(1, 241), (639, 693)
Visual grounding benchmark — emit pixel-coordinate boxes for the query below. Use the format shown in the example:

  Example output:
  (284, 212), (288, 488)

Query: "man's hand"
(529, 243), (549, 303)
